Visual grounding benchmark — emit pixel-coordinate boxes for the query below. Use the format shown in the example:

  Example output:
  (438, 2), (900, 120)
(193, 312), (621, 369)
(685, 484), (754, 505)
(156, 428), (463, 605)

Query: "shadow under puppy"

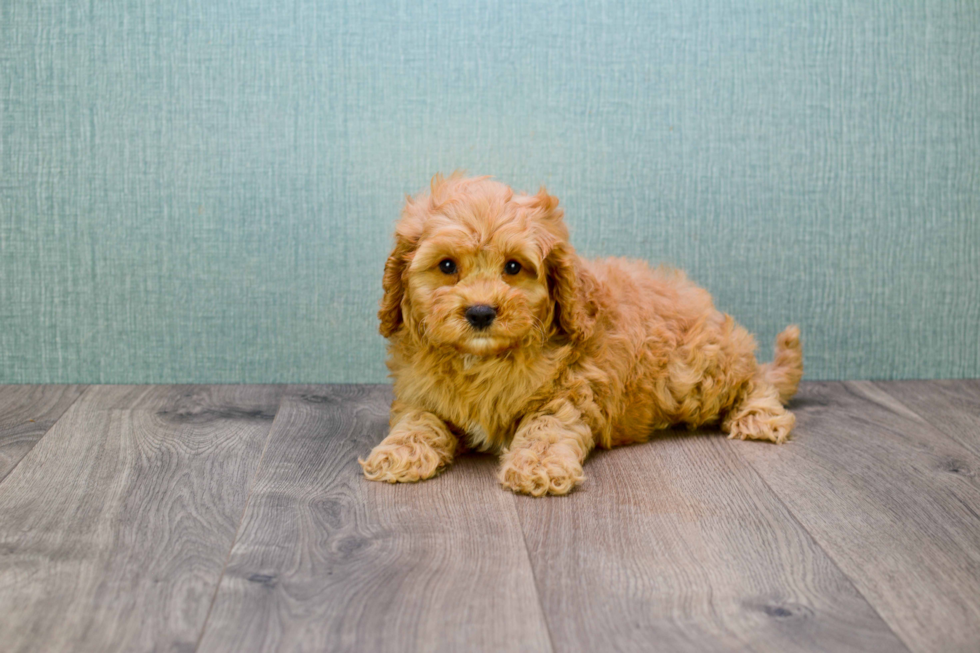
(361, 173), (803, 496)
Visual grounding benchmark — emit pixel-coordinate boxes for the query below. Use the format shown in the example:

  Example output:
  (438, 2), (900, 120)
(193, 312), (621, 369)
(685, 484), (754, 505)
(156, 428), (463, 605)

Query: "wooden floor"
(0, 382), (978, 652)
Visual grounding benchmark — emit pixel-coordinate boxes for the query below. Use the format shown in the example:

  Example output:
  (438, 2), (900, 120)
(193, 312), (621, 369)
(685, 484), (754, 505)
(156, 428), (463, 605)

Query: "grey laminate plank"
(513, 427), (907, 652)
(0, 385), (87, 482)
(734, 381), (980, 653)
(872, 380), (980, 458)
(197, 385), (552, 653)
(0, 384), (284, 653)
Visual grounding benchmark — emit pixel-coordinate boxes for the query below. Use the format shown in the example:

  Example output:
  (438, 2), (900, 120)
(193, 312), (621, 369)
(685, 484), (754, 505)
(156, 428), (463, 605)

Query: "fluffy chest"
(435, 362), (532, 450)
(397, 352), (558, 451)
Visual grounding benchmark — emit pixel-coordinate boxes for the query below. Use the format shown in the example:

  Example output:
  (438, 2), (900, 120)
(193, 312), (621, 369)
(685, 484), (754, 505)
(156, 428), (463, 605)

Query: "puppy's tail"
(760, 325), (803, 405)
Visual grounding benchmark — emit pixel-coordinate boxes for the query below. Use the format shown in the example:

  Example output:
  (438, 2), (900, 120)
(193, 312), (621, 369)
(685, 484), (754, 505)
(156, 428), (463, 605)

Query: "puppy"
(360, 173), (803, 496)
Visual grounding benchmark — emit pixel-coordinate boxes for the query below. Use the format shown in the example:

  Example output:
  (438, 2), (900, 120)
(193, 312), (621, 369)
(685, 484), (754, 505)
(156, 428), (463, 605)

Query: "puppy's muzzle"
(464, 304), (496, 330)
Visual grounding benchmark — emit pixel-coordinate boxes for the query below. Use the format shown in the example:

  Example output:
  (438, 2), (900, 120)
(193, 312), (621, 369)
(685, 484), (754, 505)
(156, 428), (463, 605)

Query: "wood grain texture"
(0, 385), (284, 653)
(0, 385), (87, 481)
(872, 380), (980, 458)
(513, 430), (906, 652)
(735, 381), (980, 653)
(197, 385), (552, 653)
(4, 381), (978, 651)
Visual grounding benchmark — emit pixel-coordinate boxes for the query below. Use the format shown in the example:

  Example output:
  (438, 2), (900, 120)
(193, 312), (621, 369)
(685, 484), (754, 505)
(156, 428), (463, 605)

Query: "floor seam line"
(869, 380), (980, 457)
(192, 386), (288, 653)
(509, 490), (559, 653)
(0, 384), (91, 488)
(731, 388), (915, 653)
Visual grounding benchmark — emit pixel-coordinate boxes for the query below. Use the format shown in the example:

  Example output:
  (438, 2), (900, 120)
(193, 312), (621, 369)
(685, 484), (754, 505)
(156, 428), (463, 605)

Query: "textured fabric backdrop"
(1, 1), (978, 383)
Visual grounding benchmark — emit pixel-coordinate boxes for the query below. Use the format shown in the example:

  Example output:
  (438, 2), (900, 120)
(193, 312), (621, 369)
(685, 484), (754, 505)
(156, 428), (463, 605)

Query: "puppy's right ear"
(380, 191), (429, 337)
(378, 234), (413, 338)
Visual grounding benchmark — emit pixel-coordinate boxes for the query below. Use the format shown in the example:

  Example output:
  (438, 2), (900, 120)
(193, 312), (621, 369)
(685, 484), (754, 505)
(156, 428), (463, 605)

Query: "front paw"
(359, 434), (450, 483)
(498, 442), (585, 497)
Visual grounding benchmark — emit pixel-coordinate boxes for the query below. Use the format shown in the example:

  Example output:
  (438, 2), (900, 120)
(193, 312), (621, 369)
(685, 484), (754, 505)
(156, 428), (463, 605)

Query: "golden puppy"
(360, 173), (803, 496)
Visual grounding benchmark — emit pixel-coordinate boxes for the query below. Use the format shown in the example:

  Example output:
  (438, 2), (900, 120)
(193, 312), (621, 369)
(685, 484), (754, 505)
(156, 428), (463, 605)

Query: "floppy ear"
(524, 187), (597, 342)
(378, 235), (413, 338)
(547, 240), (596, 342)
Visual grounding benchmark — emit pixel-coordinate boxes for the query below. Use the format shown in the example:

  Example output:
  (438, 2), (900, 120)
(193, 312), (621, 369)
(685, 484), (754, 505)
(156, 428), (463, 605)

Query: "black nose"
(464, 304), (496, 330)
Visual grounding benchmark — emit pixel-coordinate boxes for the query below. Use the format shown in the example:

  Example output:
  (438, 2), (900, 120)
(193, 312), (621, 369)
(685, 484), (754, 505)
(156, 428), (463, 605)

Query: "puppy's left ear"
(378, 234), (413, 338)
(525, 188), (597, 342)
(547, 240), (597, 343)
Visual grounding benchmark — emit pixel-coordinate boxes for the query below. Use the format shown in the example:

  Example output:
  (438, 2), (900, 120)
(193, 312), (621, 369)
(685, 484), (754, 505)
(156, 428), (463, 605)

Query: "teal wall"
(1, 1), (978, 383)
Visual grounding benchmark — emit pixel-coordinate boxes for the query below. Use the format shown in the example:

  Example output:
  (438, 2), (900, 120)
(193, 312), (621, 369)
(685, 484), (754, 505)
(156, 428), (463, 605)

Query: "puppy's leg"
(360, 409), (457, 483)
(722, 380), (795, 444)
(498, 400), (594, 497)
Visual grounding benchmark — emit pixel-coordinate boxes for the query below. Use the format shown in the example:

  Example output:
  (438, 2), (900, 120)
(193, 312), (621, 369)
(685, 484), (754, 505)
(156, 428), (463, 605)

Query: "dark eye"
(504, 260), (522, 275)
(439, 259), (457, 274)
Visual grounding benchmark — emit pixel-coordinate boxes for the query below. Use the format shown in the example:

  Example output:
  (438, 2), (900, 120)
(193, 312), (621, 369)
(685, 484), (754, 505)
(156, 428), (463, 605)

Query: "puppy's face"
(380, 175), (577, 356)
(406, 214), (550, 356)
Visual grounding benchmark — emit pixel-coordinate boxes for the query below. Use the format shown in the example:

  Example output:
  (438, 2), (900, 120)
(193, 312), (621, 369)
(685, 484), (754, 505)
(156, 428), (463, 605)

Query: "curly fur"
(360, 174), (803, 496)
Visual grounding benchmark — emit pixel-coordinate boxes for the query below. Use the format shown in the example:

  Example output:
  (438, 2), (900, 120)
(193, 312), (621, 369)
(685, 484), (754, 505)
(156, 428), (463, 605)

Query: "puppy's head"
(379, 173), (593, 356)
